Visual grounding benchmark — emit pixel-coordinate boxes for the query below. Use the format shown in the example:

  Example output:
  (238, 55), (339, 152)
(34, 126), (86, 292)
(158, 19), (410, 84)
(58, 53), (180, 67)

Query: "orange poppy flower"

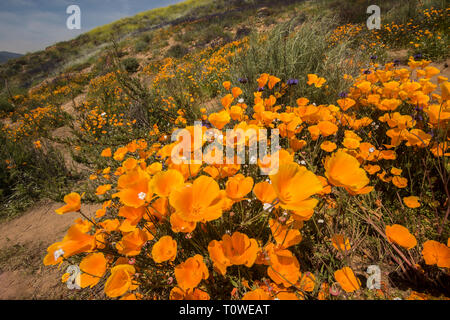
(343, 137), (360, 149)
(55, 192), (82, 215)
(225, 174), (254, 201)
(367, 94), (380, 105)
(169, 175), (223, 223)
(266, 244), (301, 287)
(269, 219), (302, 249)
(208, 239), (232, 276)
(43, 223), (95, 265)
(258, 149), (294, 175)
(307, 74), (326, 88)
(175, 255), (209, 291)
(96, 200), (112, 218)
(222, 232), (259, 266)
(99, 219), (120, 232)
(440, 81), (450, 100)
(324, 150), (370, 194)
(95, 184), (111, 196)
(242, 288), (273, 300)
(385, 224), (417, 249)
(364, 164), (381, 175)
(334, 267), (360, 292)
(268, 75), (281, 90)
(147, 162), (162, 175)
(118, 206), (145, 226)
(113, 146), (128, 161)
(230, 105), (243, 120)
(253, 181), (277, 204)
(104, 264), (136, 298)
(170, 287), (210, 300)
(297, 272), (316, 292)
(406, 129), (432, 147)
(320, 141), (337, 152)
(152, 236), (177, 263)
(308, 125), (320, 141)
(424, 66), (440, 79)
(147, 197), (169, 221)
(296, 97), (309, 107)
(223, 81), (231, 91)
(112, 167), (152, 208)
(269, 163), (323, 218)
(170, 212), (197, 233)
(423, 104), (450, 126)
(242, 288), (272, 300)
(403, 196), (420, 208)
(275, 292), (301, 300)
(152, 169), (185, 198)
(332, 234), (351, 252)
(378, 98), (402, 111)
(379, 150), (397, 160)
(257, 73), (270, 88)
(232, 87), (243, 98)
(169, 163), (202, 180)
(101, 148), (112, 157)
(392, 176), (408, 188)
(317, 121), (338, 136)
(79, 252), (107, 288)
(208, 111), (231, 130)
(290, 138), (307, 151)
(389, 167), (402, 175)
(356, 80), (371, 93)
(116, 229), (148, 256)
(221, 94), (234, 109)
(337, 97), (356, 112)
(318, 282), (330, 300)
(422, 240), (450, 268)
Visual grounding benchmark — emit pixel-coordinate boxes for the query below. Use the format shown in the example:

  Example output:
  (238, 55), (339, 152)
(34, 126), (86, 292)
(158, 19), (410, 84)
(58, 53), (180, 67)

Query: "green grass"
(230, 15), (369, 106)
(0, 133), (79, 221)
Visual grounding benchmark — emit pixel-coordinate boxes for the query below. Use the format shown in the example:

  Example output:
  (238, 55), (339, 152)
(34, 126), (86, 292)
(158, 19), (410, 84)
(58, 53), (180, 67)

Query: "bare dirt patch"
(61, 92), (87, 115)
(0, 200), (102, 299)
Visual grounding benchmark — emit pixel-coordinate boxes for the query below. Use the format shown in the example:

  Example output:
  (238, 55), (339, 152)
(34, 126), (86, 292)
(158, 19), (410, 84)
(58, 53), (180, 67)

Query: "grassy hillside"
(0, 0), (300, 91)
(0, 0), (449, 301)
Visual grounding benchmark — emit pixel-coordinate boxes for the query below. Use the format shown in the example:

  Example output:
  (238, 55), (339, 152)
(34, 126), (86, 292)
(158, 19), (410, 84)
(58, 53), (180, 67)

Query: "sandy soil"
(0, 200), (101, 299)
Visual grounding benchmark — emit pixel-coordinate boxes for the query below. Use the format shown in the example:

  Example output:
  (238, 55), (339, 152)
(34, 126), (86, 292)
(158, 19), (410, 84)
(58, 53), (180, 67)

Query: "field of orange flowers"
(0, 2), (449, 301)
(44, 56), (450, 299)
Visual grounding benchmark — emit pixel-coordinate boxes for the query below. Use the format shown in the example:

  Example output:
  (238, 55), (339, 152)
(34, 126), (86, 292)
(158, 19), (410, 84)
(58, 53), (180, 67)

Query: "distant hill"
(0, 51), (23, 64)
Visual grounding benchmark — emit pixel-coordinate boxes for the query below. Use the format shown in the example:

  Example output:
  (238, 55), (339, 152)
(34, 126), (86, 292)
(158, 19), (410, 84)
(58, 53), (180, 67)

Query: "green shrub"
(199, 24), (232, 45)
(166, 44), (189, 58)
(0, 95), (14, 113)
(409, 32), (449, 61)
(230, 16), (367, 107)
(140, 32), (153, 43)
(0, 133), (78, 220)
(122, 57), (140, 73)
(134, 40), (148, 53)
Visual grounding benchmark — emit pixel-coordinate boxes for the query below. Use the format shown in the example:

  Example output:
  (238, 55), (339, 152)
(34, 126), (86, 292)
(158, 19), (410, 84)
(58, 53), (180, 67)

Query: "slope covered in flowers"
(0, 0), (449, 300)
(46, 56), (450, 299)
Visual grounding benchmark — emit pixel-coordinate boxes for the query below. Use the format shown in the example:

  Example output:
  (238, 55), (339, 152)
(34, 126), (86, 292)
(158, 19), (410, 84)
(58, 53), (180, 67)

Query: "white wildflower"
(138, 192), (146, 200)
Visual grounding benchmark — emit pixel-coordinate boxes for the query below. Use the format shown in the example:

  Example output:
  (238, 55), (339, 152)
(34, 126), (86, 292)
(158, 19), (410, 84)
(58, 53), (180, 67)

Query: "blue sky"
(0, 0), (184, 54)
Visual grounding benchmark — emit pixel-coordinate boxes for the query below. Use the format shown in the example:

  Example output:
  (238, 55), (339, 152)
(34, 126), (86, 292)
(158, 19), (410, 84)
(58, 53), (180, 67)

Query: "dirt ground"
(0, 200), (101, 299)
